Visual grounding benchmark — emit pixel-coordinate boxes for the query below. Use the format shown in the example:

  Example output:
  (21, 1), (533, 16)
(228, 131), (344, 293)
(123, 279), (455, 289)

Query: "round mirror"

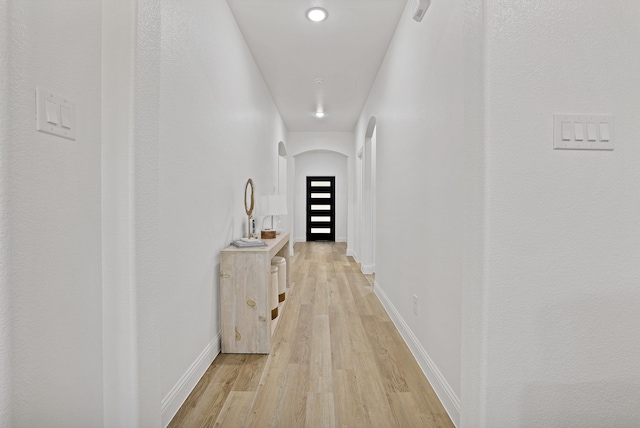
(244, 178), (255, 216)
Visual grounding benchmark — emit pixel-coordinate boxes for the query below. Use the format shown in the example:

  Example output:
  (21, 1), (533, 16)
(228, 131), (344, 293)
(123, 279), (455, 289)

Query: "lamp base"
(261, 229), (276, 239)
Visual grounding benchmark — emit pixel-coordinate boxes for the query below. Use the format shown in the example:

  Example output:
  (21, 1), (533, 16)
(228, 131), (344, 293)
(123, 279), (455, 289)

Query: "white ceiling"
(227, 0), (408, 132)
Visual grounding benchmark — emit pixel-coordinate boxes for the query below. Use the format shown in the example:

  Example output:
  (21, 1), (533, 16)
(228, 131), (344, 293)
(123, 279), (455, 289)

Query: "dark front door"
(306, 176), (335, 242)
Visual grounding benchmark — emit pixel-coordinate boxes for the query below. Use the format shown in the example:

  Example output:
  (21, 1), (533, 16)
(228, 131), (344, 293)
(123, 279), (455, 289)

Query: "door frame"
(306, 176), (336, 241)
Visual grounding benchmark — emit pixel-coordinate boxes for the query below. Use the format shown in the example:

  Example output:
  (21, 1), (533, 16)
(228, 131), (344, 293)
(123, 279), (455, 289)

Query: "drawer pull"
(247, 299), (256, 307)
(235, 329), (241, 341)
(220, 273), (231, 279)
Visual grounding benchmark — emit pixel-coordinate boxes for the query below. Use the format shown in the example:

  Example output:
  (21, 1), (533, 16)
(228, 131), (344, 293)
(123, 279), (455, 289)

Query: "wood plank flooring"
(169, 242), (453, 428)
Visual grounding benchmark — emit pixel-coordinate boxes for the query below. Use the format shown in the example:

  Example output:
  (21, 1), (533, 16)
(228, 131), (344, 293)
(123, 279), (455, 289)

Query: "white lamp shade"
(272, 195), (288, 216)
(258, 195), (288, 217)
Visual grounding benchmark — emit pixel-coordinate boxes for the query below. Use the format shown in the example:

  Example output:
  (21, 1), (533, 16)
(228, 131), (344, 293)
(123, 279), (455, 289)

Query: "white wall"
(293, 151), (348, 243)
(359, 1), (640, 426)
(158, 0), (286, 424)
(102, 0), (162, 426)
(480, 1), (640, 425)
(102, 1), (137, 424)
(354, 0), (466, 423)
(1, 0), (104, 426)
(1, 0), (284, 425)
(356, 124), (376, 273)
(0, 1), (11, 423)
(459, 0), (486, 425)
(288, 131), (354, 158)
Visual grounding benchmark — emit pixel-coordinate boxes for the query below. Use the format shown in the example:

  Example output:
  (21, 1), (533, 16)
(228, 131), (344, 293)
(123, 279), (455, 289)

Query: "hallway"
(3, 1), (639, 425)
(169, 242), (453, 427)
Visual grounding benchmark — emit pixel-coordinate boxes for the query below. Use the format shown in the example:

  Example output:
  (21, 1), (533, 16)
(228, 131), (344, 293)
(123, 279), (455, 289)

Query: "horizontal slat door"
(307, 176), (335, 241)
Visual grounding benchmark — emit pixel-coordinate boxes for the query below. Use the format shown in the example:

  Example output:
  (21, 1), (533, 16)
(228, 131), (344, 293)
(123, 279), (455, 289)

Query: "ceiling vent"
(413, 0), (431, 22)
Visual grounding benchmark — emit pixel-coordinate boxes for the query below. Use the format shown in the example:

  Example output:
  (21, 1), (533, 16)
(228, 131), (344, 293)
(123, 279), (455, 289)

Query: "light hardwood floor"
(169, 242), (453, 427)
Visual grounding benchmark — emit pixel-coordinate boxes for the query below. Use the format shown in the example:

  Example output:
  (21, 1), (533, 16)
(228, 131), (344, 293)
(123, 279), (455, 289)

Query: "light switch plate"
(36, 87), (76, 140)
(554, 114), (613, 150)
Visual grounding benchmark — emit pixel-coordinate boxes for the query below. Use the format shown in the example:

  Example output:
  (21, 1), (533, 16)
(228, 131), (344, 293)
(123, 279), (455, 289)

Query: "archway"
(360, 117), (377, 274)
(293, 150), (348, 244)
(278, 141), (287, 195)
(276, 141), (289, 239)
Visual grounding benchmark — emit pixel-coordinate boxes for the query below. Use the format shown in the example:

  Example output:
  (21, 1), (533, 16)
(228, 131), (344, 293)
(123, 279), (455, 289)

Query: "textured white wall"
(361, 1), (640, 425)
(2, 0), (104, 426)
(102, 0), (162, 426)
(356, 126), (376, 273)
(293, 151), (348, 243)
(459, 0), (486, 425)
(158, 0), (286, 423)
(354, 0), (466, 423)
(102, 0), (138, 424)
(288, 131), (354, 158)
(0, 0), (11, 424)
(102, 0), (137, 423)
(481, 1), (640, 425)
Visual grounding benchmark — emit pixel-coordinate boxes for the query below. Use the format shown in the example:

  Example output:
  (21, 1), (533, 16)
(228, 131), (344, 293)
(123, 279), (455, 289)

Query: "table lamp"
(259, 195), (287, 239)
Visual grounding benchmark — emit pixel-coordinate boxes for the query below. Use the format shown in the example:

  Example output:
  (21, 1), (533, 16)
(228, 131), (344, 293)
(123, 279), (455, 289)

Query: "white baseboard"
(295, 237), (348, 244)
(346, 248), (354, 257)
(360, 264), (374, 275)
(373, 285), (460, 427)
(161, 334), (221, 427)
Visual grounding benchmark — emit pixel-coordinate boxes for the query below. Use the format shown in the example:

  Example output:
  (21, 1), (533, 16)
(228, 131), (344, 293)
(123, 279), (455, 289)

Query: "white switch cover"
(46, 100), (59, 124)
(561, 122), (571, 141)
(554, 114), (613, 150)
(60, 105), (72, 129)
(36, 87), (76, 140)
(573, 122), (584, 141)
(599, 123), (611, 142)
(587, 123), (598, 141)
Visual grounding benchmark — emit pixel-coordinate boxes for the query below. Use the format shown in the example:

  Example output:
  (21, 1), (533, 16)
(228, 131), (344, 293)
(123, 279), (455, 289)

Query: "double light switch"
(554, 114), (613, 150)
(36, 87), (76, 140)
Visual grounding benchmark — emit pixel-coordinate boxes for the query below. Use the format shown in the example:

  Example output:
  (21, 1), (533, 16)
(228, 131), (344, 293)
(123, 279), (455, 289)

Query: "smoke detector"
(413, 0), (431, 22)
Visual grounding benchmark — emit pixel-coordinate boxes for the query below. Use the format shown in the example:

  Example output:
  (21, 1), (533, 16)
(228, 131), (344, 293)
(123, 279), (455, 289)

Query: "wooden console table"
(220, 233), (290, 354)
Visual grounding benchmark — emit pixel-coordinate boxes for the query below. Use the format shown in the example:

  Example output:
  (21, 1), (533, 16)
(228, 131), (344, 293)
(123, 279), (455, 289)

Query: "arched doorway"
(278, 141), (287, 196)
(293, 150), (348, 244)
(360, 117), (376, 274)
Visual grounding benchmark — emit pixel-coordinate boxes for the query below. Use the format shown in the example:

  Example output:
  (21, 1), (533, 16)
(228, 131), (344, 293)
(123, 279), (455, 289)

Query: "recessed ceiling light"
(314, 78), (325, 86)
(306, 7), (328, 22)
(315, 111), (325, 118)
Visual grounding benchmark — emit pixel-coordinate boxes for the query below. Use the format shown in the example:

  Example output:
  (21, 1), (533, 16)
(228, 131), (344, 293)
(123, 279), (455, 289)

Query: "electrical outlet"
(413, 295), (418, 316)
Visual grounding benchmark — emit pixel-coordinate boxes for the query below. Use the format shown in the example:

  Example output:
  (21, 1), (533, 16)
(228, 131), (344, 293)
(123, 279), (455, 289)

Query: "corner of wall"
(103, 0), (163, 425)
(459, 0), (488, 425)
(161, 335), (221, 427)
(0, 1), (12, 421)
(360, 264), (374, 275)
(374, 283), (461, 426)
